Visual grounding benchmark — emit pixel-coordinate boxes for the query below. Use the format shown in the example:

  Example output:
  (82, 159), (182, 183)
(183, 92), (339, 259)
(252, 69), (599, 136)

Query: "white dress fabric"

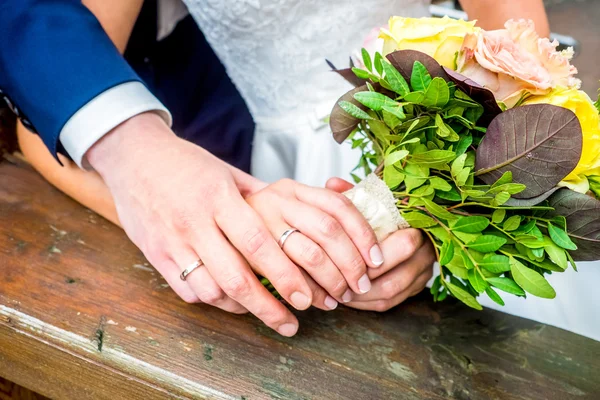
(181, 0), (599, 341)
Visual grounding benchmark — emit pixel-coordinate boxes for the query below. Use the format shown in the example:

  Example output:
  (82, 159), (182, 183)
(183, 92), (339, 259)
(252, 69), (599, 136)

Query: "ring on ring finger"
(180, 259), (204, 281)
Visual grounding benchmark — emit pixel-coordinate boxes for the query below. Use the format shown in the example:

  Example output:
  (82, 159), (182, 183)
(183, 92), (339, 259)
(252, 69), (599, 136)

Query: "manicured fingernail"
(358, 274), (371, 293)
(324, 296), (338, 310)
(290, 292), (311, 310)
(342, 290), (353, 303)
(370, 244), (384, 266)
(278, 323), (298, 337)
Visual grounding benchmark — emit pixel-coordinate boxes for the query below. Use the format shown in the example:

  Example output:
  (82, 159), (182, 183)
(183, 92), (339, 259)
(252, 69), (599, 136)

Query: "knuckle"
(382, 278), (406, 300)
(405, 229), (423, 254)
(180, 292), (201, 304)
(346, 253), (366, 274)
(222, 274), (252, 298)
(301, 244), (326, 268)
(242, 227), (269, 257)
(329, 277), (348, 296)
(373, 300), (393, 312)
(332, 192), (354, 209)
(319, 215), (343, 238)
(199, 288), (226, 304)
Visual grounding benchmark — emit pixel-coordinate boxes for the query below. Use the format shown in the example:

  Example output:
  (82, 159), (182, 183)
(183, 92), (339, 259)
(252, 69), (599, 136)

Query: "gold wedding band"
(278, 228), (300, 249)
(180, 259), (204, 281)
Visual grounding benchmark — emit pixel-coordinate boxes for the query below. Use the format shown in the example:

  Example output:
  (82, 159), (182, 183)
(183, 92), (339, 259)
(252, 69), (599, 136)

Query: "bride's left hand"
(326, 178), (435, 312)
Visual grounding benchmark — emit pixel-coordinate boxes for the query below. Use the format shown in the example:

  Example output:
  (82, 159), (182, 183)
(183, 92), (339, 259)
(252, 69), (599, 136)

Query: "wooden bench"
(0, 157), (599, 400)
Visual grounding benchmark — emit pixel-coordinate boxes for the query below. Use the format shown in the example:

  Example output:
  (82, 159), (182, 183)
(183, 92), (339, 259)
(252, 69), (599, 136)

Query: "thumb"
(326, 177), (354, 193)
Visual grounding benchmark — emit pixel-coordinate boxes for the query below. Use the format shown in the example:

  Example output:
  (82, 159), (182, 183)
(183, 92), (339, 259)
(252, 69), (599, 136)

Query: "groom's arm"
(0, 0), (171, 167)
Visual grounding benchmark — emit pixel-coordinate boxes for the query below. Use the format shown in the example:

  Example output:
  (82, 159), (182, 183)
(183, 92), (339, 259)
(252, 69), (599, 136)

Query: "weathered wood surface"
(0, 158), (599, 400)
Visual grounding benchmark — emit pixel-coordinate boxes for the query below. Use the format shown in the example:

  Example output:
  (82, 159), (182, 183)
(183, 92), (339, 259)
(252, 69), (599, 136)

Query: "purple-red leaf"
(330, 85), (370, 144)
(327, 59), (366, 87)
(443, 67), (502, 126)
(475, 104), (582, 198)
(386, 50), (447, 82)
(543, 189), (600, 261)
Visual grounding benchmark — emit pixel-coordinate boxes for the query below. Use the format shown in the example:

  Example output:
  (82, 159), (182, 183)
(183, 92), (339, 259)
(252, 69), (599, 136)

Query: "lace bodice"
(183, 0), (430, 121)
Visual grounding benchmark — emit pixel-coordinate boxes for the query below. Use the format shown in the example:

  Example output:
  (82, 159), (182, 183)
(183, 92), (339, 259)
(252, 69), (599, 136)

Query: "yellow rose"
(380, 16), (478, 68)
(524, 87), (600, 193)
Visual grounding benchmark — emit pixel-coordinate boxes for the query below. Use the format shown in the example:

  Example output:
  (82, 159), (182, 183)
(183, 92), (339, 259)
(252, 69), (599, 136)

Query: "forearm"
(82, 0), (143, 53)
(459, 0), (550, 37)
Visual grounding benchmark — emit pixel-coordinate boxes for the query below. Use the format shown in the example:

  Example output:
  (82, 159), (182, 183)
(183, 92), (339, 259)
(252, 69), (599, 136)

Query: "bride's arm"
(17, 0), (143, 226)
(459, 0), (550, 37)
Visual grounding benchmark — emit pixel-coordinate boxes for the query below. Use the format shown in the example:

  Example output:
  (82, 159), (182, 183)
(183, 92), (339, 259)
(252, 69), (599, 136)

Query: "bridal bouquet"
(328, 17), (600, 309)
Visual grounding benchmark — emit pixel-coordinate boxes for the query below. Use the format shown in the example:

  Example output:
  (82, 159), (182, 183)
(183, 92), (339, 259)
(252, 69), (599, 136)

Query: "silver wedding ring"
(278, 228), (299, 249)
(180, 259), (203, 281)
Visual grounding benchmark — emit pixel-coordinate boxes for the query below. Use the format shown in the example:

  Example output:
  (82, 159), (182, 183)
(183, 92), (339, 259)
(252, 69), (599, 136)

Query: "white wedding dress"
(179, 0), (599, 341)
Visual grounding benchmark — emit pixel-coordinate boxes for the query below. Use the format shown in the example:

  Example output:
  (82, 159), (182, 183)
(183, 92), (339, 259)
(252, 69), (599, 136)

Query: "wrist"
(86, 112), (175, 176)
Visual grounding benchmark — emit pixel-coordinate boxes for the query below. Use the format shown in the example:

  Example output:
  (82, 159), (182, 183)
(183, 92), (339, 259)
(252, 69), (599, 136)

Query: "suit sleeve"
(0, 0), (170, 163)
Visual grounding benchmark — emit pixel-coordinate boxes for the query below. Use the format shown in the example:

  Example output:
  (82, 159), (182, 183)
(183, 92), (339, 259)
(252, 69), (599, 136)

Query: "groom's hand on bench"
(86, 112), (319, 337)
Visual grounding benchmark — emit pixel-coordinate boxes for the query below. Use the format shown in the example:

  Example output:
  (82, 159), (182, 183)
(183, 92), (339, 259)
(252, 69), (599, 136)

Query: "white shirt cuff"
(59, 81), (172, 169)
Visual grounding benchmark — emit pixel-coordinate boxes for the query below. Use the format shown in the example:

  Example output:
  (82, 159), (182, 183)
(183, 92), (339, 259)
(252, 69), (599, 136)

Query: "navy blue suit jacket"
(0, 0), (254, 171)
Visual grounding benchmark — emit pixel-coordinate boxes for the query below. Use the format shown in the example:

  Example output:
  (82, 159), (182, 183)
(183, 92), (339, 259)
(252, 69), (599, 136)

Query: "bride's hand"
(245, 179), (385, 307)
(326, 178), (435, 311)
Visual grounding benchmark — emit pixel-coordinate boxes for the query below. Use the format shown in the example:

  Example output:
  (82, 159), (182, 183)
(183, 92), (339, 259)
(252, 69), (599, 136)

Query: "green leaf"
(361, 48), (373, 72)
(405, 176), (427, 192)
(351, 67), (370, 80)
(510, 258), (556, 299)
(422, 198), (458, 221)
(383, 109), (403, 129)
(382, 105), (406, 120)
(492, 171), (513, 187)
(436, 187), (462, 202)
(384, 149), (409, 166)
(479, 254), (511, 273)
(547, 222), (578, 250)
(422, 77), (450, 108)
(354, 92), (396, 111)
(383, 166), (404, 189)
(544, 243), (568, 270)
(455, 134), (473, 156)
(404, 91), (425, 104)
(487, 277), (526, 297)
(492, 209), (506, 224)
(410, 150), (456, 166)
(410, 61), (432, 92)
(429, 177), (452, 192)
(373, 52), (383, 76)
(467, 235), (507, 252)
(452, 216), (490, 233)
(446, 282), (483, 310)
(338, 101), (373, 120)
(451, 154), (467, 178)
(455, 168), (471, 187)
(454, 231), (481, 244)
(493, 192), (511, 206)
(439, 240), (455, 265)
(381, 61), (409, 96)
(468, 268), (488, 293)
(403, 211), (438, 229)
(430, 275), (442, 295)
(503, 215), (522, 231)
(485, 287), (505, 306)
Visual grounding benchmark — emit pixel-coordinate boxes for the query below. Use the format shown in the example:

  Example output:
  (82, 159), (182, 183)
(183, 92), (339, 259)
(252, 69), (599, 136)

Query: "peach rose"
(457, 19), (580, 108)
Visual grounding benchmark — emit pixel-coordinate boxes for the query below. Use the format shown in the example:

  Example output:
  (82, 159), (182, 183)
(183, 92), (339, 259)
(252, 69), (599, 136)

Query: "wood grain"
(0, 157), (599, 400)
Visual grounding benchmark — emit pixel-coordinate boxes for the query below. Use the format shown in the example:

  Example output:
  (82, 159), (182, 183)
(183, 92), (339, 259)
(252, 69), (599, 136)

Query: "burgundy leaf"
(330, 85), (370, 144)
(504, 187), (560, 207)
(386, 50), (447, 82)
(443, 67), (503, 126)
(543, 189), (600, 261)
(475, 104), (583, 199)
(326, 59), (366, 87)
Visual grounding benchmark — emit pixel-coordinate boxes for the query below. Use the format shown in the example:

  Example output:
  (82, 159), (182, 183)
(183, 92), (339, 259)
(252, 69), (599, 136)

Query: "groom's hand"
(86, 112), (316, 336)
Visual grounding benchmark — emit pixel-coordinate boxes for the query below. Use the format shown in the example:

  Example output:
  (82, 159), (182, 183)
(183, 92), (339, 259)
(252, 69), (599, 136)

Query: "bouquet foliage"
(328, 18), (600, 309)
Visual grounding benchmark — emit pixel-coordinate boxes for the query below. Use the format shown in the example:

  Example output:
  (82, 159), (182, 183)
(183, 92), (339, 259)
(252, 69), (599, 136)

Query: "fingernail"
(370, 244), (384, 267)
(290, 292), (311, 310)
(358, 274), (371, 293)
(324, 296), (338, 310)
(278, 323), (298, 337)
(342, 290), (353, 303)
